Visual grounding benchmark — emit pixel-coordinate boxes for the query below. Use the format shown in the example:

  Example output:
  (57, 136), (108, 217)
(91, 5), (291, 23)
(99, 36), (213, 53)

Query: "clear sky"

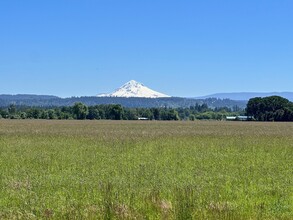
(1, 0), (292, 97)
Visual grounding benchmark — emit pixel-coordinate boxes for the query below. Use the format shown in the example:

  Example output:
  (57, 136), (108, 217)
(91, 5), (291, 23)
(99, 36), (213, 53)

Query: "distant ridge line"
(0, 95), (247, 109)
(194, 92), (293, 101)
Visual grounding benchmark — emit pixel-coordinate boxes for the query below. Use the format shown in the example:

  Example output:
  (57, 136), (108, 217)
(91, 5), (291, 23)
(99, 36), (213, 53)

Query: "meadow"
(0, 120), (292, 219)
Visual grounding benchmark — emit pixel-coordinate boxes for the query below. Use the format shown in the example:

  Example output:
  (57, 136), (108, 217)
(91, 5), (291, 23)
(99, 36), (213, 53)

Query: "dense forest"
(0, 95), (247, 109)
(0, 103), (243, 121)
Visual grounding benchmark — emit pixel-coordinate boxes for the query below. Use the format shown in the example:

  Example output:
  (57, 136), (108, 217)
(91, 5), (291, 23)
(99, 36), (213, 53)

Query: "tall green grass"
(0, 120), (292, 219)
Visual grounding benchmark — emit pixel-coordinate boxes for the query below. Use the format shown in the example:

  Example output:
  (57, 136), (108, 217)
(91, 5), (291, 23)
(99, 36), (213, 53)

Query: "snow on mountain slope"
(97, 80), (170, 98)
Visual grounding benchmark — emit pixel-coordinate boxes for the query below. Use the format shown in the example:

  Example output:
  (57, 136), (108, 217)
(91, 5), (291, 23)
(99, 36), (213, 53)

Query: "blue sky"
(1, 0), (292, 97)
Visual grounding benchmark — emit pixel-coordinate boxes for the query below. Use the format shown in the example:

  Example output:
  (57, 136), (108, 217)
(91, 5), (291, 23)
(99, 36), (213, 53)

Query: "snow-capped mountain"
(97, 80), (170, 98)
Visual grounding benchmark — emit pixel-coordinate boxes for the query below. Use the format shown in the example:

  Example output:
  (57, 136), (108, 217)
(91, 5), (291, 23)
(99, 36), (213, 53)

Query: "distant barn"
(226, 116), (253, 121)
(138, 117), (148, 120)
(226, 116), (237, 121)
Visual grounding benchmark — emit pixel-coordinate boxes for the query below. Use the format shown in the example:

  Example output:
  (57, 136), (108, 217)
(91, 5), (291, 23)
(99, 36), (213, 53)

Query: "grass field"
(0, 120), (292, 219)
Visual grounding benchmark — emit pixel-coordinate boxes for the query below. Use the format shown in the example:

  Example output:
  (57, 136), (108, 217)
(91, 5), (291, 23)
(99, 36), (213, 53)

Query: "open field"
(0, 120), (292, 219)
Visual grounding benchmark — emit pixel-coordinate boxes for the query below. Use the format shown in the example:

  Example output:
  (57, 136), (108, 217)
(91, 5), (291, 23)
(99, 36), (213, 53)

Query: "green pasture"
(0, 120), (292, 219)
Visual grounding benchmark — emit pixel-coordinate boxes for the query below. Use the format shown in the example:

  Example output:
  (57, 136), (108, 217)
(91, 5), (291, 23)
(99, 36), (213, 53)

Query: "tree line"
(0, 103), (243, 121)
(1, 96), (293, 121)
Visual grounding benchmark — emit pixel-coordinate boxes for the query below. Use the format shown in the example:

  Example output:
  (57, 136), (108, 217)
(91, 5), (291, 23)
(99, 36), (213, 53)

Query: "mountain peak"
(126, 80), (141, 85)
(122, 80), (143, 88)
(97, 80), (170, 98)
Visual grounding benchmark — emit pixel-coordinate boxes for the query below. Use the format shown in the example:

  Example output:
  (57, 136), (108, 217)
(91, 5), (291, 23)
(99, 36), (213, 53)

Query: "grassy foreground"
(0, 120), (292, 219)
